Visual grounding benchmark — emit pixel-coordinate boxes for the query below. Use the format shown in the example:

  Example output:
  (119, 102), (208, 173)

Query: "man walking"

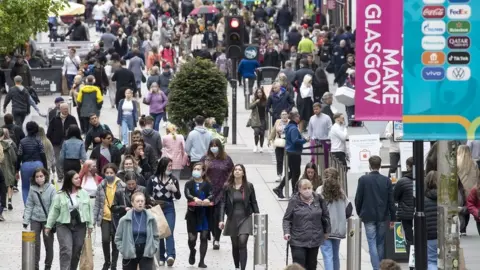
(185, 116), (212, 170)
(47, 102), (78, 182)
(355, 156), (396, 270)
(3, 76), (43, 125)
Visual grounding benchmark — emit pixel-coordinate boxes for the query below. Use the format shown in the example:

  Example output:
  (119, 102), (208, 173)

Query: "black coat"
(424, 189), (437, 240)
(114, 38), (128, 57)
(263, 50), (280, 67)
(276, 8), (293, 27)
(294, 68), (314, 89)
(46, 114), (79, 146)
(112, 67), (137, 106)
(111, 185), (151, 227)
(184, 179), (215, 236)
(287, 30), (302, 48)
(219, 182), (259, 222)
(355, 171), (396, 222)
(393, 172), (415, 220)
(3, 123), (25, 145)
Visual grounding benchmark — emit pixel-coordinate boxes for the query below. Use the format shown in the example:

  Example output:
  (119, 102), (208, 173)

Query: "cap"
(54, 97), (64, 103)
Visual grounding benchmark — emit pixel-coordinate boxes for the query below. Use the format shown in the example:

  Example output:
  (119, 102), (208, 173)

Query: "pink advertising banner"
(354, 1), (403, 121)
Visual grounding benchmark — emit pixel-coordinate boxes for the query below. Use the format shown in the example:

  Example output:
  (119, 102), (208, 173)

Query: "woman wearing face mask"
(316, 168), (352, 270)
(129, 142), (153, 180)
(145, 82), (168, 131)
(268, 110), (289, 182)
(149, 157), (181, 266)
(249, 87), (267, 153)
(45, 170), (94, 270)
(115, 192), (160, 270)
(299, 163), (323, 191)
(112, 172), (152, 225)
(93, 163), (125, 270)
(23, 168), (56, 270)
(219, 164), (259, 270)
(184, 162), (214, 268)
(117, 89), (139, 146)
(200, 138), (234, 250)
(283, 179), (331, 270)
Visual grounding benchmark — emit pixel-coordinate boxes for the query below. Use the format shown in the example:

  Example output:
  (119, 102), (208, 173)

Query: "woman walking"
(93, 163), (125, 270)
(268, 110), (289, 182)
(17, 121), (48, 205)
(283, 179), (331, 270)
(38, 127), (55, 174)
(23, 168), (56, 270)
(149, 157), (181, 266)
(184, 162), (214, 268)
(219, 164), (260, 270)
(0, 129), (17, 211)
(200, 138), (234, 249)
(300, 163), (323, 191)
(249, 87), (267, 153)
(79, 160), (102, 198)
(145, 82), (168, 131)
(45, 170), (93, 270)
(162, 124), (187, 180)
(317, 168), (352, 270)
(117, 89), (139, 146)
(297, 74), (314, 132)
(115, 192), (160, 270)
(59, 125), (87, 175)
(457, 145), (479, 235)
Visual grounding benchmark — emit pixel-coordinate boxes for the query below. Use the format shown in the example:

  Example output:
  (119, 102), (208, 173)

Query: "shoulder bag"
(35, 191), (56, 233)
(67, 193), (82, 226)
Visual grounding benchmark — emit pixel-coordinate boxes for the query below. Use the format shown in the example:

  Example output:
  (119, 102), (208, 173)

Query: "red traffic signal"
(230, 18), (240, 28)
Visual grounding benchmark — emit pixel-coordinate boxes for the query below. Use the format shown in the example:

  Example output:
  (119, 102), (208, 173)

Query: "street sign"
(403, 0), (479, 140)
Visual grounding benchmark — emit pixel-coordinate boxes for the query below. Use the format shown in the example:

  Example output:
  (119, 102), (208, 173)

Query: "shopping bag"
(334, 86), (355, 106)
(79, 236), (94, 270)
(148, 205), (172, 239)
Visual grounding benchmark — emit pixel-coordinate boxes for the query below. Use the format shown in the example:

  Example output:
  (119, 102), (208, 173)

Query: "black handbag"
(67, 193), (82, 226)
(35, 191), (56, 233)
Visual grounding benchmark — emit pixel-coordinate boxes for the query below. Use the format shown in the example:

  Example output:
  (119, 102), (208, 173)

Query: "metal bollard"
(347, 217), (362, 270)
(22, 231), (35, 270)
(284, 150), (289, 199)
(67, 97), (72, 113)
(253, 213), (268, 270)
(127, 130), (133, 146)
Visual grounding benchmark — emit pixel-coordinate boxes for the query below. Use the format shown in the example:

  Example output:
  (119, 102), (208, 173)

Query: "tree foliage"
(0, 0), (68, 53)
(168, 57), (228, 134)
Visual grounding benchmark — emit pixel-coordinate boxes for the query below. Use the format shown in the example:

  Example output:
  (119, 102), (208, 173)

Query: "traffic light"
(225, 16), (244, 59)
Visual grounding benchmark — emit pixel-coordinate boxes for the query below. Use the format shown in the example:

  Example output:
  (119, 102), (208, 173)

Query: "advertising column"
(403, 0), (478, 140)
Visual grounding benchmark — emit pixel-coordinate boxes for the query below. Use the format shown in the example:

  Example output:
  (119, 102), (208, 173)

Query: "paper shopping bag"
(148, 205), (172, 239)
(79, 236), (94, 270)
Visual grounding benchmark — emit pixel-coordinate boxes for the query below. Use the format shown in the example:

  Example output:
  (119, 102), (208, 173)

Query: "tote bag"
(148, 205), (172, 239)
(79, 236), (94, 270)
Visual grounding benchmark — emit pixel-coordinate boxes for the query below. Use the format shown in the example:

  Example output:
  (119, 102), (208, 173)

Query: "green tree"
(168, 57), (228, 134)
(0, 0), (68, 53)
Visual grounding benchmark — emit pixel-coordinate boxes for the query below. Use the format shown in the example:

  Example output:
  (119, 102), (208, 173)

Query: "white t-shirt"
(82, 176), (97, 197)
(68, 192), (79, 212)
(122, 99), (134, 115)
(92, 4), (106, 21)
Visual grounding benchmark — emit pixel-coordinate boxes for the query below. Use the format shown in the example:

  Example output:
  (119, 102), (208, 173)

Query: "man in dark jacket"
(253, 5), (268, 22)
(2, 113), (25, 146)
(393, 156), (414, 270)
(294, 59), (314, 89)
(85, 113), (111, 151)
(47, 102), (79, 182)
(47, 97), (64, 124)
(65, 17), (89, 41)
(276, 5), (292, 41)
(202, 24), (218, 49)
(355, 155), (396, 270)
(287, 27), (302, 49)
(266, 82), (295, 127)
(90, 130), (122, 174)
(10, 55), (32, 87)
(112, 59), (137, 107)
(3, 76), (43, 125)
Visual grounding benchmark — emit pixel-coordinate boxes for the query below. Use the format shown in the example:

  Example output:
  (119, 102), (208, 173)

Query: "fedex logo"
(448, 5), (471, 19)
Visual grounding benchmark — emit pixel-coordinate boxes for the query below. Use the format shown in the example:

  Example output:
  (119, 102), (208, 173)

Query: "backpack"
(100, 124), (125, 154)
(28, 87), (40, 104)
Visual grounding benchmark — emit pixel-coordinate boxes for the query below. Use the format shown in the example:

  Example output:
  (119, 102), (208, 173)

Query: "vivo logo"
(447, 5), (471, 19)
(422, 20), (446, 35)
(422, 67), (445, 81)
(422, 36), (446, 50)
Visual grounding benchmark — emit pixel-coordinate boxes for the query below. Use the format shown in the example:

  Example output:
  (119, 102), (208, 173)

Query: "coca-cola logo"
(423, 6), (446, 18)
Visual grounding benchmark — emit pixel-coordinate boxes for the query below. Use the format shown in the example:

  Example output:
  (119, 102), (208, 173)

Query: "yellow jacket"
(77, 84), (103, 104)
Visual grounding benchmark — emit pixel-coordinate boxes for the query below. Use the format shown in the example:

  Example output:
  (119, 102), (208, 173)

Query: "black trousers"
(14, 112), (27, 126)
(101, 219), (118, 267)
(401, 219), (414, 269)
(331, 151), (347, 167)
(278, 153), (301, 192)
(80, 117), (91, 134)
(389, 152), (401, 175)
(213, 204), (222, 241)
(290, 245), (320, 270)
(122, 244), (153, 270)
(459, 211), (470, 233)
(275, 147), (285, 176)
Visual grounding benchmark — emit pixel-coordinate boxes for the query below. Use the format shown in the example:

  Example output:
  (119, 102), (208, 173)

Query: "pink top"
(162, 134), (186, 170)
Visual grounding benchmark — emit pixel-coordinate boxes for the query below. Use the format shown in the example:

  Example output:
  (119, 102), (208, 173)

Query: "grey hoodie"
(23, 183), (56, 224)
(142, 128), (162, 159)
(317, 186), (353, 239)
(185, 126), (212, 162)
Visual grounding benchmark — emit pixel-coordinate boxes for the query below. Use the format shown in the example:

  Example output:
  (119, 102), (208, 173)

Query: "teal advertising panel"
(403, 0), (479, 140)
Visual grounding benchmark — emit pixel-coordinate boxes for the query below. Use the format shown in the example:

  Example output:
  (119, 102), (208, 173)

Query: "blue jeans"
(159, 203), (176, 261)
(364, 221), (386, 270)
(121, 114), (135, 146)
(320, 239), (341, 270)
(21, 161), (44, 205)
(427, 239), (438, 270)
(150, 113), (163, 131)
(66, 74), (76, 90)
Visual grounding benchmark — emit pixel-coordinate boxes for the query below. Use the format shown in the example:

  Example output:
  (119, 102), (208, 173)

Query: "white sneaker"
(158, 261), (165, 266)
(253, 146), (258, 153)
(259, 147), (263, 153)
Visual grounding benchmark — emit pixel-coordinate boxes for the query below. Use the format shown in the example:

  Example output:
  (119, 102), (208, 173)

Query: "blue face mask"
(192, 171), (202, 179)
(210, 147), (219, 154)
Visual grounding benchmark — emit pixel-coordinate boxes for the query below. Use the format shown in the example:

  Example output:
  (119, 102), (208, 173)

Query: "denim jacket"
(59, 138), (87, 163)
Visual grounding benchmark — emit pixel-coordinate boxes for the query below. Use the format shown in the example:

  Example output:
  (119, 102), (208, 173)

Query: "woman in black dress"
(184, 162), (214, 268)
(219, 164), (260, 270)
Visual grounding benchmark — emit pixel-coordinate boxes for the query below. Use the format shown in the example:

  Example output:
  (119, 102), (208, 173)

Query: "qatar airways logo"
(423, 6), (446, 18)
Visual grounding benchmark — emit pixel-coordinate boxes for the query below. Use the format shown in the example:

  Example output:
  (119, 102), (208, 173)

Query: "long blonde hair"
(166, 123), (178, 140)
(457, 145), (475, 175)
